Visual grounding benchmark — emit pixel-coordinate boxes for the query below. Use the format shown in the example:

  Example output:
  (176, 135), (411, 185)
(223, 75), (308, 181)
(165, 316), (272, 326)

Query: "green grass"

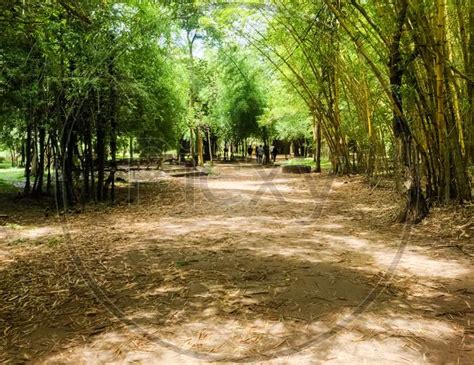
(282, 157), (332, 169)
(0, 161), (24, 192)
(0, 160), (11, 168)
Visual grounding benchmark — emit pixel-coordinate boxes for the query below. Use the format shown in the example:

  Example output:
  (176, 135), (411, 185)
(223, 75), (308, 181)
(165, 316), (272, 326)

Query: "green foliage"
(259, 76), (312, 142)
(214, 47), (266, 141)
(0, 0), (470, 209)
(0, 1), (185, 198)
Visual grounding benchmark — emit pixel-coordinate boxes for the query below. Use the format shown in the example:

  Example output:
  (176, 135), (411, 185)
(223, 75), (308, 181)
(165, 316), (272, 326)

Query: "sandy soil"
(0, 162), (473, 364)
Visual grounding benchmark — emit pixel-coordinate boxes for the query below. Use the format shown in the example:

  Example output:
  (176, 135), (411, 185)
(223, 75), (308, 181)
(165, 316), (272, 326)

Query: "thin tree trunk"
(189, 127), (195, 166)
(207, 127), (213, 165)
(435, 0), (450, 202)
(24, 119), (32, 194)
(88, 116), (96, 203)
(50, 132), (61, 205)
(197, 127), (204, 167)
(33, 127), (45, 195)
(313, 115), (322, 173)
(468, 1), (474, 164)
(46, 136), (52, 195)
(96, 120), (106, 202)
(83, 117), (93, 201)
(62, 125), (75, 207)
(109, 63), (118, 203)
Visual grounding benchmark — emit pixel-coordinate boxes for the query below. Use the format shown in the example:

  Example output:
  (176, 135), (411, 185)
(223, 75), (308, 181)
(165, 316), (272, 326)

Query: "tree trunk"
(33, 127), (45, 195)
(189, 127), (195, 166)
(313, 115), (322, 172)
(435, 0), (450, 202)
(31, 128), (38, 178)
(390, 0), (428, 223)
(96, 120), (106, 202)
(207, 127), (213, 165)
(197, 127), (204, 166)
(24, 119), (33, 194)
(468, 1), (474, 164)
(46, 136), (52, 196)
(50, 132), (61, 205)
(83, 117), (93, 201)
(109, 63), (118, 203)
(187, 30), (197, 168)
(363, 68), (375, 176)
(63, 125), (75, 207)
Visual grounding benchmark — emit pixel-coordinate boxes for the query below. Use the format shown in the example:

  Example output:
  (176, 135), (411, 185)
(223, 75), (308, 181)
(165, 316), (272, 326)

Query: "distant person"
(263, 145), (270, 164)
(224, 146), (229, 161)
(257, 145), (263, 163)
(271, 145), (278, 162)
(247, 145), (253, 160)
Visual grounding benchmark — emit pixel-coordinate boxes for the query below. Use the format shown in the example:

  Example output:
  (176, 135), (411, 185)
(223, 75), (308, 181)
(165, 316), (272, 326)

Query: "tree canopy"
(0, 0), (472, 222)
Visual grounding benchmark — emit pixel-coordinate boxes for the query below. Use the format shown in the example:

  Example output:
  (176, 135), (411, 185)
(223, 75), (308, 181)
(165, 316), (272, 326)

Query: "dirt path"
(0, 163), (473, 364)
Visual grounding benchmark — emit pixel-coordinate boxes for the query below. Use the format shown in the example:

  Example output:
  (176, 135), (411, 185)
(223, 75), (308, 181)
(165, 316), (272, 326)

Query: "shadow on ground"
(0, 165), (472, 364)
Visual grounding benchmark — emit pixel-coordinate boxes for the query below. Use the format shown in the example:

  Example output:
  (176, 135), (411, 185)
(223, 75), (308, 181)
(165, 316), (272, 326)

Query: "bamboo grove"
(0, 0), (472, 223)
(0, 1), (183, 206)
(233, 0), (473, 222)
